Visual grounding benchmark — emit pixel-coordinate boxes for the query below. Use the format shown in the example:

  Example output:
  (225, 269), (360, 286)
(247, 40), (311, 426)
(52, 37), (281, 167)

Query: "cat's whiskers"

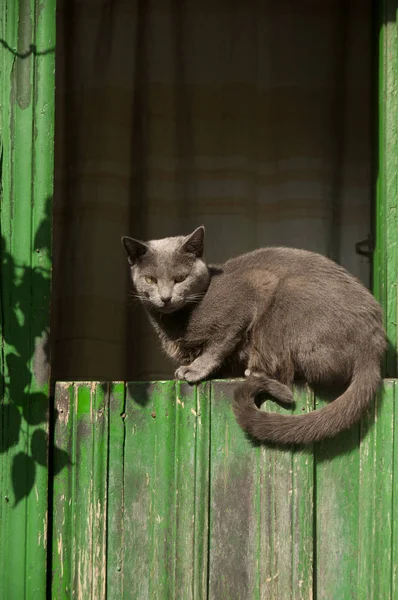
(128, 292), (152, 306)
(186, 293), (206, 302)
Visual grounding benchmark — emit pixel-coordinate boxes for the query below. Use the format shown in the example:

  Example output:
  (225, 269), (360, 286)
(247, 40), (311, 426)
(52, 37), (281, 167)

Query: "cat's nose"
(160, 295), (172, 305)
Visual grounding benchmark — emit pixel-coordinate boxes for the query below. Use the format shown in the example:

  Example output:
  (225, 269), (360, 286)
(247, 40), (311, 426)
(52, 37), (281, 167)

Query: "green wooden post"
(0, 0), (56, 597)
(374, 2), (398, 377)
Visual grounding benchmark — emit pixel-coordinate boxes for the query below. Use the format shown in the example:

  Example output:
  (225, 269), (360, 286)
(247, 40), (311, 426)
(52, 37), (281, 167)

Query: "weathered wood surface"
(0, 1), (56, 598)
(374, 7), (398, 379)
(53, 380), (397, 600)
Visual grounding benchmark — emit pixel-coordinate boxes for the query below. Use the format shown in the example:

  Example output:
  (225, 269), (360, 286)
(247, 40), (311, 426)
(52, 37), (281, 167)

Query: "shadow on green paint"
(0, 198), (69, 507)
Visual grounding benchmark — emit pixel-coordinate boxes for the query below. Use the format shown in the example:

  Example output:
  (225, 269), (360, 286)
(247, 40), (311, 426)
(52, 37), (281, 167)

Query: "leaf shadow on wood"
(0, 197), (70, 505)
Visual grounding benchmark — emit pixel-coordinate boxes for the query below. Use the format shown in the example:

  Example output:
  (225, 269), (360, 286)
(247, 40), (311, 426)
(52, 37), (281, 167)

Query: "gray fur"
(122, 227), (386, 445)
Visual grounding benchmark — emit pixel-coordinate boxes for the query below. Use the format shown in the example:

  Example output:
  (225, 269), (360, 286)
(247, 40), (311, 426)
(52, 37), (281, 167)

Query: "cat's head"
(122, 226), (210, 313)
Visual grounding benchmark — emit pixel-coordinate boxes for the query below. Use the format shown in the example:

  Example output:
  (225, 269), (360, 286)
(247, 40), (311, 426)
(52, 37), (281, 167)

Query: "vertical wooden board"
(257, 387), (314, 600)
(123, 381), (177, 599)
(108, 381), (210, 600)
(209, 380), (259, 600)
(106, 383), (126, 599)
(208, 382), (313, 599)
(72, 384), (95, 599)
(290, 389), (314, 600)
(392, 381), (398, 599)
(174, 381), (210, 599)
(52, 383), (109, 600)
(357, 389), (377, 600)
(208, 382), (314, 600)
(358, 380), (395, 599)
(27, 0), (57, 590)
(52, 383), (75, 599)
(173, 381), (195, 597)
(315, 393), (361, 600)
(90, 383), (109, 599)
(193, 382), (211, 599)
(74, 383), (108, 600)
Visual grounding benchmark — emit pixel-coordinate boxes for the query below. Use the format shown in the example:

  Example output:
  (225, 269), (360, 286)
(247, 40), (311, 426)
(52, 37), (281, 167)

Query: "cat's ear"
(180, 226), (205, 258)
(121, 236), (148, 265)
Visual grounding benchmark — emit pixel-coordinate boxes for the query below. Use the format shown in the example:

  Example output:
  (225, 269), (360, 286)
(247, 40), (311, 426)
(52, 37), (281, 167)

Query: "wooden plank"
(358, 380), (396, 599)
(52, 383), (75, 599)
(193, 382), (211, 598)
(392, 380), (398, 600)
(208, 380), (258, 600)
(209, 381), (314, 600)
(174, 381), (210, 598)
(291, 389), (315, 600)
(315, 391), (361, 600)
(106, 382), (126, 599)
(257, 386), (314, 600)
(52, 383), (109, 600)
(90, 383), (109, 599)
(122, 381), (177, 599)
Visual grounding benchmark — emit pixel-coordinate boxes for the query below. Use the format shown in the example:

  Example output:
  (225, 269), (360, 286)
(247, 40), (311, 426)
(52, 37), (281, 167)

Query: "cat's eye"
(145, 276), (157, 284)
(174, 275), (187, 284)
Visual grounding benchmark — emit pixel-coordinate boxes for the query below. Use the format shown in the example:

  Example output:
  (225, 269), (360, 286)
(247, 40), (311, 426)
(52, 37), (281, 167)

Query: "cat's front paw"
(175, 365), (205, 384)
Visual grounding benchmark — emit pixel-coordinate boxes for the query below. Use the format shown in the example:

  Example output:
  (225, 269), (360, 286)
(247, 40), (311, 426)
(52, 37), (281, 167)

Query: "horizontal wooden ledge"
(54, 378), (398, 385)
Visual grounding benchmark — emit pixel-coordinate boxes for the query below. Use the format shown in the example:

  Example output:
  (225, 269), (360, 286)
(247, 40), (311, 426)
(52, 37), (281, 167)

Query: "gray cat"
(122, 226), (386, 445)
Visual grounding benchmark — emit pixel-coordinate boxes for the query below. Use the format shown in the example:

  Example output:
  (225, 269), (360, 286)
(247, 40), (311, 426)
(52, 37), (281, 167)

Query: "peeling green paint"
(0, 0), (56, 598)
(374, 3), (398, 377)
(16, 0), (33, 110)
(52, 381), (398, 599)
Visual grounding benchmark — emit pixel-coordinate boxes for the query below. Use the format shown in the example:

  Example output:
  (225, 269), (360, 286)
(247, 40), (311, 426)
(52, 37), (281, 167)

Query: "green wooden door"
(52, 380), (398, 599)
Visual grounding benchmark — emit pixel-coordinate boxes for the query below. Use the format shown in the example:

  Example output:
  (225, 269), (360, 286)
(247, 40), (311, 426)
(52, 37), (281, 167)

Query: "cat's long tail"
(232, 361), (381, 444)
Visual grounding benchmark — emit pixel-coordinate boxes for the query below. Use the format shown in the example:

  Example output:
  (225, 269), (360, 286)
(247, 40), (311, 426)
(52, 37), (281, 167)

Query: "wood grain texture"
(106, 383), (126, 599)
(52, 383), (108, 600)
(0, 1), (55, 597)
(358, 380), (396, 599)
(209, 382), (313, 600)
(374, 2), (398, 378)
(52, 380), (397, 599)
(315, 393), (361, 600)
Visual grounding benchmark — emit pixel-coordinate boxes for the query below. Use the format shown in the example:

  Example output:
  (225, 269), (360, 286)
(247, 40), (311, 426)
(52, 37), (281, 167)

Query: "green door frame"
(374, 1), (398, 377)
(0, 1), (56, 598)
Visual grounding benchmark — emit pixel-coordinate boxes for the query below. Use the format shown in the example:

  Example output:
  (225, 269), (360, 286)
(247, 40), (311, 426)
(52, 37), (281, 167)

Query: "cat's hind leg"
(245, 354), (294, 405)
(244, 347), (294, 405)
(244, 371), (294, 405)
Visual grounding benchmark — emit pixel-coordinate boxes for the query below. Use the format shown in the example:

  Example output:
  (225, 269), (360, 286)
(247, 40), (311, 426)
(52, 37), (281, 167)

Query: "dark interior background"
(52, 0), (373, 381)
